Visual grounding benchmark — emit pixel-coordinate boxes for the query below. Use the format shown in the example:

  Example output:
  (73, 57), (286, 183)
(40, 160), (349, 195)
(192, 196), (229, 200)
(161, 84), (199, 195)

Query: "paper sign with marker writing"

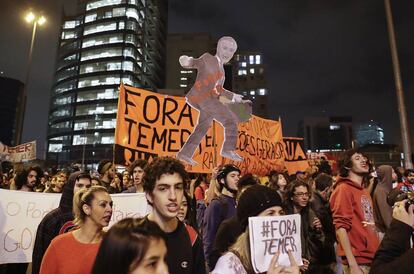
(249, 214), (302, 273)
(0, 189), (149, 264)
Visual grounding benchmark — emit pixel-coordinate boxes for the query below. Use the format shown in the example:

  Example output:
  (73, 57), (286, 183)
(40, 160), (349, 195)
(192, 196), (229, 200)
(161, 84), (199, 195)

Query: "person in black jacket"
(370, 199), (414, 274)
(31, 172), (91, 274)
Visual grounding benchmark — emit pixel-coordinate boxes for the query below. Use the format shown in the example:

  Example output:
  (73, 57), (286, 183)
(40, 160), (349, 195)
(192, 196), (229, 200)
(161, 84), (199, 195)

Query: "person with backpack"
(142, 157), (206, 274)
(202, 164), (240, 271)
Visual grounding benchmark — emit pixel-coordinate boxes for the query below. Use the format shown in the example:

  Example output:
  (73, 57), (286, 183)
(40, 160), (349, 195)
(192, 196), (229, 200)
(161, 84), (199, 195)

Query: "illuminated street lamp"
(16, 11), (47, 144)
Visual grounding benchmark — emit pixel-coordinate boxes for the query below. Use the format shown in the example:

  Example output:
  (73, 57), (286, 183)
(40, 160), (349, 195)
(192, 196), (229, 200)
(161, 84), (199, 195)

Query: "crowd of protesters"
(0, 148), (414, 274)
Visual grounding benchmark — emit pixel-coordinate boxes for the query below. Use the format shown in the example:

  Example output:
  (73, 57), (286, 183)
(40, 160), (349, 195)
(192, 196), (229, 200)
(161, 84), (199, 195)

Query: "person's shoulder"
(212, 252), (246, 274)
(50, 231), (74, 245)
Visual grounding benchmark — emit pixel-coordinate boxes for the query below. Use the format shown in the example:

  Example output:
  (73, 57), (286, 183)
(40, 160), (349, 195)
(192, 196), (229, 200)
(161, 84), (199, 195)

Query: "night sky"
(1, 0), (414, 157)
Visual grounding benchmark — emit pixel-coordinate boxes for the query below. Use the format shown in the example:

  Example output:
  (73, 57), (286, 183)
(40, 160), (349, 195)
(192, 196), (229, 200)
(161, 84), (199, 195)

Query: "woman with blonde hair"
(40, 186), (113, 274)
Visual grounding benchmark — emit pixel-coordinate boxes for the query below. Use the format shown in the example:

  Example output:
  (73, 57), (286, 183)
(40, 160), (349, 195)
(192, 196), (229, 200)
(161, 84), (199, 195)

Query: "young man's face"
(26, 170), (37, 189)
(133, 166), (145, 188)
(350, 153), (369, 175)
(217, 39), (237, 64)
(222, 171), (240, 191)
(407, 172), (414, 184)
(107, 165), (116, 180)
(74, 178), (92, 193)
(147, 172), (184, 221)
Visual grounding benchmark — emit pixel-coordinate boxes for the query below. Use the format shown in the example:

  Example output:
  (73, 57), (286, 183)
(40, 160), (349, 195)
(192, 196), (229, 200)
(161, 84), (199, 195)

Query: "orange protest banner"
(114, 84), (285, 175)
(282, 137), (310, 175)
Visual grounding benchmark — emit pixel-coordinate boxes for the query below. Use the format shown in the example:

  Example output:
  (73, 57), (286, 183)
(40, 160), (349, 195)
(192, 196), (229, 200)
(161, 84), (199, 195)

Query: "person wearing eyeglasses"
(284, 180), (325, 274)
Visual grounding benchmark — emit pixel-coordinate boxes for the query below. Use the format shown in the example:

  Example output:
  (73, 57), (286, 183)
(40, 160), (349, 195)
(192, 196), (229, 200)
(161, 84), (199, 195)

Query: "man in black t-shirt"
(143, 157), (206, 274)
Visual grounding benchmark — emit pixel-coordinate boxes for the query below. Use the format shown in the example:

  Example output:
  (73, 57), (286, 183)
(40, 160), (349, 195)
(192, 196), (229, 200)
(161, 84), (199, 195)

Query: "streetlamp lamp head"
(25, 12), (35, 23)
(38, 16), (46, 25)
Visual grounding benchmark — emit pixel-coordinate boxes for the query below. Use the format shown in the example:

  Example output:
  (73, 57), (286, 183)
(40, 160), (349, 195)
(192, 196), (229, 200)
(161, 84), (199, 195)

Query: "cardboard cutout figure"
(176, 36), (252, 165)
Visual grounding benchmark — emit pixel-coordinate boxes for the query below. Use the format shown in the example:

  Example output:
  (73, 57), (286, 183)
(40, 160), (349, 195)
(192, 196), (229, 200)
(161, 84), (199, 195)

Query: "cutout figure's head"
(216, 36), (237, 64)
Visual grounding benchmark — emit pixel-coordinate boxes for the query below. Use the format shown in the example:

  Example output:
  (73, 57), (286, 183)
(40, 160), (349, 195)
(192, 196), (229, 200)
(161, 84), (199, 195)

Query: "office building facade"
(356, 121), (385, 146)
(47, 0), (167, 167)
(299, 116), (353, 151)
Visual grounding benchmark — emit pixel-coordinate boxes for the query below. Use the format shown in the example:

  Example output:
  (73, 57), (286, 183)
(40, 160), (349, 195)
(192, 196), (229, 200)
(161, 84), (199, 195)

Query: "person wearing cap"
(203, 164), (240, 271)
(212, 184), (299, 274)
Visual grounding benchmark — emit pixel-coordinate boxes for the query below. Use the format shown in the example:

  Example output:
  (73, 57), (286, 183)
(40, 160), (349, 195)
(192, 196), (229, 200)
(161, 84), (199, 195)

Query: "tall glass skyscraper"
(47, 0), (167, 168)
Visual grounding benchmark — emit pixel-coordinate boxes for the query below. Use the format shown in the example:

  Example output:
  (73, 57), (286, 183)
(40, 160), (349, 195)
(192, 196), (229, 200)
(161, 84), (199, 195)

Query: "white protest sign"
(107, 193), (150, 227)
(249, 214), (302, 273)
(0, 189), (149, 264)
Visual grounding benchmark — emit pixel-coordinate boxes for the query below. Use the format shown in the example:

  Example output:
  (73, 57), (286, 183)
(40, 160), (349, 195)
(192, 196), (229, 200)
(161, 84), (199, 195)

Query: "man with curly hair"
(142, 157), (206, 274)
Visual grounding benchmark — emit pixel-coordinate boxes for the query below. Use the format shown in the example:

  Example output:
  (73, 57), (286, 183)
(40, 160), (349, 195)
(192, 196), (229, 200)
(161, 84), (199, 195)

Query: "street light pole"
(384, 0), (413, 168)
(16, 12), (46, 144)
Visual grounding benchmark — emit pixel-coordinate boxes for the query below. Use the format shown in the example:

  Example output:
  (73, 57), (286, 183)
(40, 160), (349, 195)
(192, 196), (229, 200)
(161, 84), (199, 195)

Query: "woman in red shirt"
(40, 186), (113, 274)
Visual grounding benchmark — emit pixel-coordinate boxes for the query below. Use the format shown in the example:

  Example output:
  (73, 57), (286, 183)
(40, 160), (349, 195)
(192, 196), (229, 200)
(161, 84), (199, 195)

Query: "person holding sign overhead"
(40, 186), (113, 274)
(212, 184), (299, 274)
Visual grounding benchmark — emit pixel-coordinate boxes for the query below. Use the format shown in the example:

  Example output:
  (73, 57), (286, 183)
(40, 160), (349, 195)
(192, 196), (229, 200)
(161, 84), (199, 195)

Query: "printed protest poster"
(0, 141), (36, 162)
(249, 214), (302, 273)
(283, 137), (310, 175)
(0, 189), (149, 264)
(114, 84), (285, 175)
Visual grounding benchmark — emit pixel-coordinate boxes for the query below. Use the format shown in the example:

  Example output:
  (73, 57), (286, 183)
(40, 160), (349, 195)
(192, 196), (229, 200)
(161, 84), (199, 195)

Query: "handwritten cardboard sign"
(0, 141), (36, 162)
(249, 214), (302, 273)
(0, 189), (149, 264)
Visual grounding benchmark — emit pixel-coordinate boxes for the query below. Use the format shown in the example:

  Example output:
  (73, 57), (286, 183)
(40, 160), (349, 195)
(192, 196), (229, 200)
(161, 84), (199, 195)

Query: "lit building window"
(119, 21), (125, 29)
(62, 31), (76, 39)
(180, 77), (187, 80)
(255, 55), (261, 64)
(85, 13), (97, 23)
(123, 61), (134, 71)
(249, 55), (254, 64)
(250, 68), (255, 74)
(180, 84), (187, 88)
(258, 89), (266, 96)
(330, 124), (340, 130)
(84, 22), (117, 35)
(64, 21), (76, 29)
(113, 7), (125, 17)
(126, 8), (139, 21)
(250, 90), (255, 95)
(180, 70), (193, 74)
(86, 0), (122, 11)
(241, 62), (246, 67)
(48, 144), (63, 152)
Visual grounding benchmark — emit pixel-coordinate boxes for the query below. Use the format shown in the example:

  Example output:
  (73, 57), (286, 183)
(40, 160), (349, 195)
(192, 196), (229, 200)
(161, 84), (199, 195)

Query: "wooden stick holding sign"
(248, 214), (303, 273)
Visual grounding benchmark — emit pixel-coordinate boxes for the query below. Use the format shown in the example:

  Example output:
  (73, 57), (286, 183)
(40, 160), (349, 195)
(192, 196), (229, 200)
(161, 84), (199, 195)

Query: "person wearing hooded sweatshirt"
(330, 149), (379, 274)
(32, 172), (92, 274)
(373, 165), (397, 234)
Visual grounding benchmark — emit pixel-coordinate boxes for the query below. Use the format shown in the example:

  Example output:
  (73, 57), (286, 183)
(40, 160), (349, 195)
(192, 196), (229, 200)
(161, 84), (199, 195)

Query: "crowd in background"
(0, 148), (414, 274)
